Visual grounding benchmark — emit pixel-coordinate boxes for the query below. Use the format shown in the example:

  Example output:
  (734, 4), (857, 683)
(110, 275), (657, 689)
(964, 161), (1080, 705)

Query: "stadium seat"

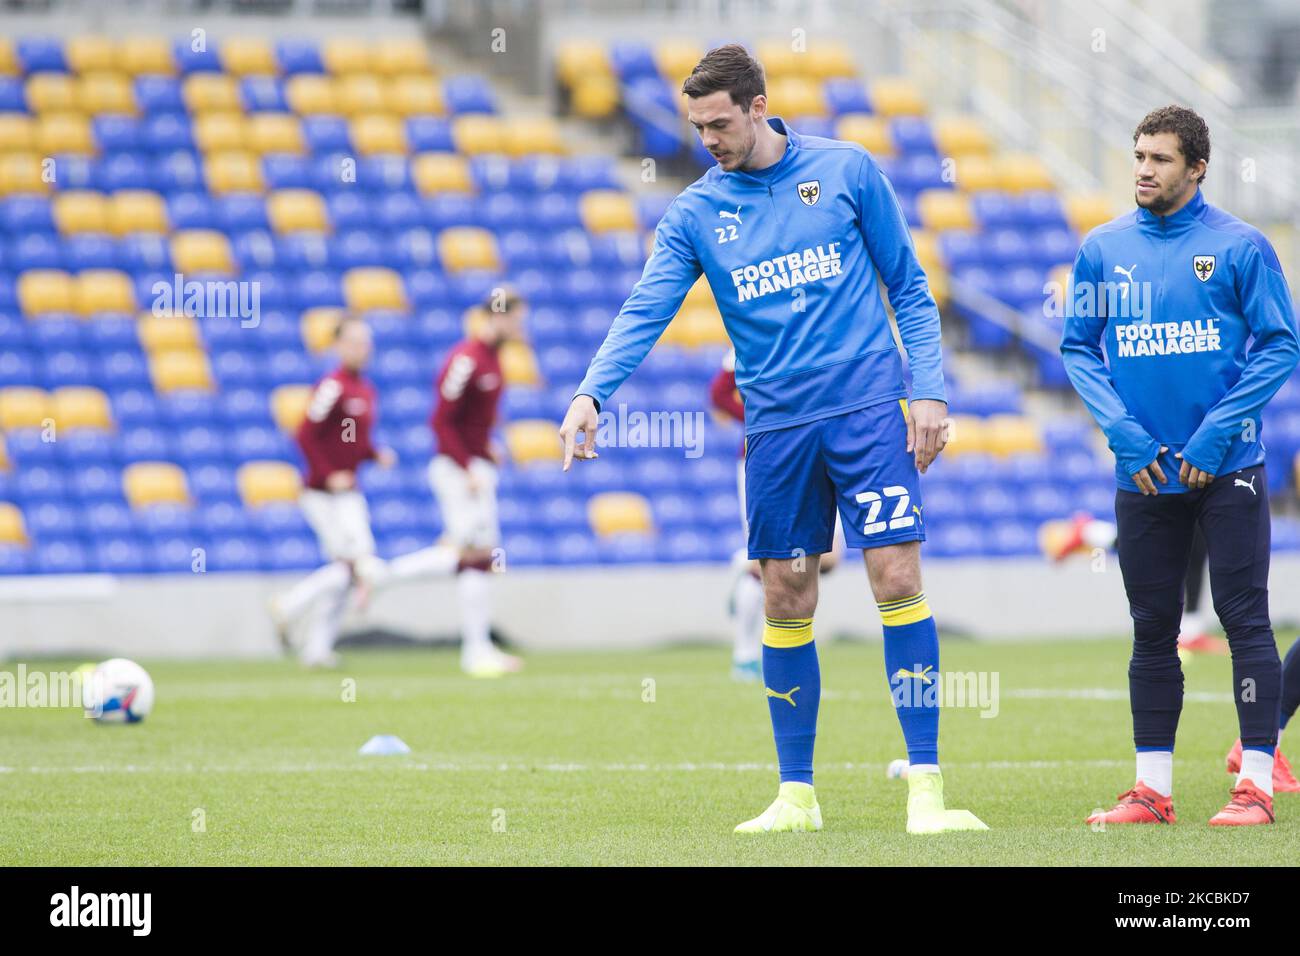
(351, 115), (408, 156)
(571, 75), (620, 120)
(248, 113), (304, 154)
(17, 270), (73, 316)
(67, 36), (116, 73)
(835, 114), (894, 156)
(204, 151), (264, 194)
(183, 73), (240, 113)
(996, 154), (1055, 193)
(194, 112), (248, 153)
(343, 267), (406, 311)
(374, 37), (434, 76)
(413, 152), (473, 194)
(579, 190), (637, 233)
(107, 190), (168, 235)
(499, 340), (540, 387)
(437, 226), (500, 272)
(52, 191), (108, 235)
(504, 116), (566, 156)
(917, 189), (974, 232)
(934, 116), (994, 157)
(285, 74), (336, 114)
(35, 113), (94, 155)
(237, 460), (301, 507)
(221, 37), (277, 76)
(26, 72), (77, 112)
(267, 189), (328, 234)
(301, 307), (344, 353)
(869, 77), (926, 116)
(123, 461), (190, 508)
(118, 36), (175, 76)
(942, 415), (988, 456)
(270, 384), (311, 434)
(0, 386), (51, 430)
(74, 270), (135, 316)
(79, 72), (137, 115)
(952, 154), (1001, 192)
(388, 75), (445, 117)
(0, 503), (28, 545)
(767, 76), (827, 118)
(506, 419), (562, 465)
(150, 350), (214, 394)
(0, 114), (35, 153)
(1064, 193), (1118, 235)
(137, 313), (200, 352)
(51, 386), (113, 431)
(588, 491), (653, 537)
(170, 229), (235, 274)
(0, 153), (49, 195)
(451, 114), (507, 154)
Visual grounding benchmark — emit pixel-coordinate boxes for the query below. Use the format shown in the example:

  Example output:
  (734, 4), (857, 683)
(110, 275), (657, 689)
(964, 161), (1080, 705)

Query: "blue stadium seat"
(15, 465), (68, 503)
(207, 535), (264, 573)
(0, 545), (31, 574)
(188, 464), (240, 502)
(175, 425), (228, 464)
(266, 534), (321, 571)
(141, 113), (194, 153)
(117, 426), (174, 464)
(241, 77), (287, 112)
(0, 78), (27, 112)
(443, 75), (497, 114)
(406, 117), (455, 153)
(824, 78), (872, 115)
(34, 539), (91, 575)
(93, 116), (142, 154)
(135, 77), (186, 114)
(60, 431), (116, 465)
(96, 536), (152, 573)
(120, 235), (173, 274)
(43, 350), (96, 388)
(11, 234), (63, 270)
(18, 37), (68, 73)
(136, 504), (195, 537)
(1, 197), (55, 235)
(173, 38), (223, 73)
(74, 466), (126, 503)
(230, 425), (293, 462)
(154, 150), (204, 193)
(275, 39), (325, 75)
(303, 117), (351, 155)
(98, 349), (152, 389)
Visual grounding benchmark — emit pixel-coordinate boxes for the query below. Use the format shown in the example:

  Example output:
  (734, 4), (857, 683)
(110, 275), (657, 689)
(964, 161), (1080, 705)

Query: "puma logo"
(1113, 263), (1137, 299)
(765, 686), (799, 707)
(1235, 475), (1257, 495)
(718, 206), (743, 224)
(892, 666), (935, 685)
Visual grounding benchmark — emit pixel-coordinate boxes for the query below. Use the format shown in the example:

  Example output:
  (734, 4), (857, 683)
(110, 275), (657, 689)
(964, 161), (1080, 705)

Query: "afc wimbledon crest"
(1193, 255), (1216, 282)
(797, 180), (821, 206)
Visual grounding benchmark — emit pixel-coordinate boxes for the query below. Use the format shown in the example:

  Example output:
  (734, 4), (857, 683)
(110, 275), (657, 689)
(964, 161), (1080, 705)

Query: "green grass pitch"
(2, 635), (1296, 865)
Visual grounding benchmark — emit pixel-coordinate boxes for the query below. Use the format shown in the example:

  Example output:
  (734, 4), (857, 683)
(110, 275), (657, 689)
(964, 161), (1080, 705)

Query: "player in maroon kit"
(269, 316), (396, 667)
(709, 348), (843, 682)
(349, 289), (528, 676)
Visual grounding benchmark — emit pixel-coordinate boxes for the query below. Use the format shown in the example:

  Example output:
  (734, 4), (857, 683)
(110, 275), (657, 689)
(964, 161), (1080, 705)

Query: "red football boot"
(1177, 631), (1229, 655)
(1224, 739), (1300, 793)
(1208, 781), (1274, 826)
(1085, 783), (1175, 825)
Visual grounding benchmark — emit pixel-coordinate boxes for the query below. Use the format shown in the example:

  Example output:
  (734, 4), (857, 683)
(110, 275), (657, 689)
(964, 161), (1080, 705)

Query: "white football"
(83, 658), (154, 724)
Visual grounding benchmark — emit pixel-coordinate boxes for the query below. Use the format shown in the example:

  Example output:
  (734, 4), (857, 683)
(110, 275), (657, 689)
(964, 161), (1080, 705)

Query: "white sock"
(1136, 750), (1173, 796)
(1179, 609), (1206, 638)
(909, 763), (940, 776)
(379, 545), (460, 587)
(302, 579), (351, 664)
(457, 569), (493, 665)
(732, 573), (764, 665)
(276, 561), (351, 623)
(1082, 519), (1117, 549)
(1238, 748), (1275, 796)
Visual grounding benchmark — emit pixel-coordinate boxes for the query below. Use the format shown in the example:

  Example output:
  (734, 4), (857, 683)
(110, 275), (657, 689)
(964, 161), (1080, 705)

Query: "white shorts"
(299, 488), (376, 562)
(429, 455), (500, 549)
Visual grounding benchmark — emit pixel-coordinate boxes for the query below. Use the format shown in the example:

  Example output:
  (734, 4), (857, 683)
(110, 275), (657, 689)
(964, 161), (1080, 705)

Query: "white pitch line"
(0, 758), (1130, 775)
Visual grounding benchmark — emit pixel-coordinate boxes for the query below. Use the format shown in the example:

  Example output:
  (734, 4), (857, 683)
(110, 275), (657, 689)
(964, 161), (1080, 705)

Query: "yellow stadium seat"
(933, 116), (994, 158)
(0, 153), (49, 195)
(237, 460), (301, 507)
(0, 387), (51, 430)
(123, 462), (190, 508)
(412, 152), (473, 194)
(870, 77), (926, 117)
(375, 37), (434, 76)
(766, 76), (826, 118)
(985, 414), (1044, 457)
(572, 76), (620, 119)
(52, 191), (108, 234)
(193, 113), (248, 153)
(267, 189), (329, 234)
(117, 36), (174, 75)
(17, 270), (73, 316)
(248, 113), (305, 155)
(74, 270), (135, 316)
(683, 274), (715, 308)
(917, 189), (974, 232)
(351, 115), (408, 155)
(505, 117), (565, 157)
(301, 308), (345, 354)
(51, 386), (113, 431)
(66, 37), (117, 73)
(0, 38), (17, 78)
(556, 41), (612, 88)
(452, 114), (507, 155)
(36, 114), (94, 156)
(0, 503), (27, 545)
(149, 350), (214, 394)
(171, 230), (235, 274)
(806, 41), (857, 80)
(505, 420), (562, 466)
(322, 38), (372, 75)
(343, 267), (406, 311)
(203, 152), (263, 194)
(662, 306), (728, 348)
(26, 73), (77, 112)
(338, 75), (386, 115)
(0, 435), (7, 472)
(952, 154), (1001, 193)
(997, 153), (1055, 193)
(78, 72), (136, 115)
(137, 313), (200, 352)
(926, 263), (950, 305)
(910, 230), (939, 267)
(221, 37), (278, 76)
(580, 190), (637, 233)
(270, 384), (312, 435)
(107, 190), (168, 235)
(588, 491), (654, 538)
(0, 114), (35, 152)
(183, 74), (240, 113)
(1065, 194), (1118, 235)
(438, 226), (500, 272)
(499, 341), (540, 387)
(655, 40), (704, 83)
(941, 414), (987, 456)
(835, 114), (893, 156)
(756, 40), (807, 80)
(285, 74), (337, 115)
(388, 75), (445, 117)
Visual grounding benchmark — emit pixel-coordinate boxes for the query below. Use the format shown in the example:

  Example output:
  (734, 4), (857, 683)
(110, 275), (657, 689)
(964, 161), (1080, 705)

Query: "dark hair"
(333, 314), (365, 340)
(681, 43), (766, 112)
(1134, 105), (1210, 184)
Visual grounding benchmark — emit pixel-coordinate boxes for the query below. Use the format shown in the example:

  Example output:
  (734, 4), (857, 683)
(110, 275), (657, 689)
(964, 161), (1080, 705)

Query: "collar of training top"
(1135, 186), (1207, 234)
(725, 116), (797, 183)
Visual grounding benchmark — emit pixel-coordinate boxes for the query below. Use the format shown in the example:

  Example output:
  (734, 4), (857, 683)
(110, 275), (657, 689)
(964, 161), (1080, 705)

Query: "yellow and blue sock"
(880, 593), (940, 766)
(762, 617), (819, 785)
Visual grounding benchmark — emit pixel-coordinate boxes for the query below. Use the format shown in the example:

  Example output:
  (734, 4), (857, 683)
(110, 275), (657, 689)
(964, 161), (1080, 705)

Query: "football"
(82, 658), (155, 724)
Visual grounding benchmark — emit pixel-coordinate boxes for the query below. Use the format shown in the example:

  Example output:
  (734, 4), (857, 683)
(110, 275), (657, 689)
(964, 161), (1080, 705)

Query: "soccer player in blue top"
(558, 45), (987, 835)
(1063, 106), (1299, 827)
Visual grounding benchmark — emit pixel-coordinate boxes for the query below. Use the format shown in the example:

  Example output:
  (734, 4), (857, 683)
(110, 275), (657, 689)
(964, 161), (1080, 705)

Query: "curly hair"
(1134, 105), (1210, 184)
